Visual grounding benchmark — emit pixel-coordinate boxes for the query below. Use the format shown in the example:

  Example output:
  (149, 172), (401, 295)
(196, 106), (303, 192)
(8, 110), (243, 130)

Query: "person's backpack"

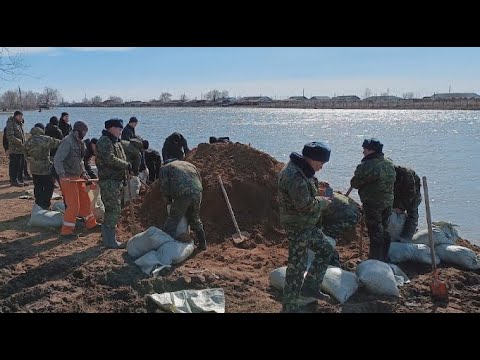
(2, 126), (8, 151)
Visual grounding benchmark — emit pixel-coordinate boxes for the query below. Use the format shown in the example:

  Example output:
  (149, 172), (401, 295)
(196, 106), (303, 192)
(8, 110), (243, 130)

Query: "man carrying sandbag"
(54, 121), (99, 240)
(158, 159), (207, 251)
(278, 141), (334, 313)
(350, 138), (396, 262)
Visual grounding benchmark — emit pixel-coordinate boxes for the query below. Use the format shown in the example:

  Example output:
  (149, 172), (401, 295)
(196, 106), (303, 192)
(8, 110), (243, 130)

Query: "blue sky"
(3, 47), (480, 101)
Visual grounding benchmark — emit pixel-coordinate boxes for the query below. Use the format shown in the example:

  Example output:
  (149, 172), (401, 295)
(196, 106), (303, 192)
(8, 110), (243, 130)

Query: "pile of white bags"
(412, 222), (459, 247)
(388, 242), (440, 265)
(27, 204), (63, 228)
(356, 260), (400, 297)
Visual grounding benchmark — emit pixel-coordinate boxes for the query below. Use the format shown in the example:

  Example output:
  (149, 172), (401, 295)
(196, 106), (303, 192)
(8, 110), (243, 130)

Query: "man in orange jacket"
(53, 121), (98, 239)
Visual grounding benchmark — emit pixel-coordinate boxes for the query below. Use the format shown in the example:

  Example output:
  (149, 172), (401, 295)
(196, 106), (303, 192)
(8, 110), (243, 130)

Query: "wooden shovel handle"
(345, 186), (353, 197)
(218, 175), (242, 237)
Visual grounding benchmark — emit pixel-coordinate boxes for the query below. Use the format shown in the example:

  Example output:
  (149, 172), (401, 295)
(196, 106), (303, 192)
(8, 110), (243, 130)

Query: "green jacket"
(278, 155), (329, 232)
(158, 160), (202, 199)
(121, 139), (142, 176)
(393, 165), (422, 210)
(5, 116), (25, 154)
(96, 130), (130, 181)
(24, 127), (61, 175)
(350, 152), (396, 208)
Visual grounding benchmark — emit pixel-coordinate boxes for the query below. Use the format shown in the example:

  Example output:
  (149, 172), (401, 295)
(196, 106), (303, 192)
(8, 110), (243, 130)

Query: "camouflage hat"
(362, 138), (383, 153)
(73, 121), (88, 132)
(302, 141), (331, 162)
(130, 137), (144, 151)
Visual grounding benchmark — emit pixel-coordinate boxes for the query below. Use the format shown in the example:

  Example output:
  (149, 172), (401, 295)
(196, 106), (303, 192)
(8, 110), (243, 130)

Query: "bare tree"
(38, 87), (61, 107)
(220, 90), (229, 99)
(179, 93), (188, 102)
(23, 90), (40, 109)
(159, 92), (172, 102)
(402, 92), (414, 99)
(204, 89), (221, 101)
(108, 96), (123, 103)
(91, 95), (103, 105)
(0, 48), (28, 82)
(362, 88), (372, 99)
(0, 89), (20, 108)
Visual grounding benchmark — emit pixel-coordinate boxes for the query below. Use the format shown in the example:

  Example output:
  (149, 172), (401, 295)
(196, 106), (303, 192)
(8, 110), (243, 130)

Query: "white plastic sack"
(127, 226), (175, 259)
(87, 186), (105, 222)
(139, 169), (149, 184)
(51, 202), (65, 213)
(356, 260), (400, 297)
(388, 263), (411, 285)
(321, 267), (359, 304)
(388, 242), (440, 265)
(167, 204), (190, 238)
(387, 211), (407, 241)
(148, 288), (225, 313)
(156, 241), (195, 265)
(269, 265), (359, 304)
(134, 251), (170, 275)
(27, 204), (63, 228)
(412, 222), (459, 247)
(123, 176), (141, 202)
(435, 244), (480, 270)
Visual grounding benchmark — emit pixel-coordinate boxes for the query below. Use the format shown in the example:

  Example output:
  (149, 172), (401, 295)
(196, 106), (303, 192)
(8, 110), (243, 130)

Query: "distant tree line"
(0, 87), (61, 110)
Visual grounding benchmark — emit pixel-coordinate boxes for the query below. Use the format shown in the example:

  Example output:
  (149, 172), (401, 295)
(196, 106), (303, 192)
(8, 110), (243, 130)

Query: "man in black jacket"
(84, 138), (98, 179)
(59, 112), (72, 137)
(121, 116), (138, 140)
(162, 132), (190, 162)
(45, 116), (64, 157)
(142, 140), (162, 183)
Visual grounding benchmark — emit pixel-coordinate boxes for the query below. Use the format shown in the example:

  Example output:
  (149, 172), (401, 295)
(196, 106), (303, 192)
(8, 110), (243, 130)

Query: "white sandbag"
(387, 211), (407, 241)
(127, 226), (175, 259)
(51, 202), (65, 213)
(156, 241), (195, 265)
(139, 169), (149, 184)
(27, 204), (64, 228)
(412, 222), (459, 247)
(123, 176), (141, 202)
(134, 251), (168, 275)
(388, 242), (440, 265)
(388, 263), (410, 284)
(87, 186), (105, 222)
(435, 244), (480, 270)
(269, 266), (287, 291)
(167, 204), (190, 238)
(321, 267), (359, 304)
(148, 288), (225, 313)
(356, 260), (399, 297)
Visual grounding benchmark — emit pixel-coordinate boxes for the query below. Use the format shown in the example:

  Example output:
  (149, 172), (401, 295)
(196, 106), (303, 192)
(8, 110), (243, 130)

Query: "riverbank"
(0, 137), (479, 313)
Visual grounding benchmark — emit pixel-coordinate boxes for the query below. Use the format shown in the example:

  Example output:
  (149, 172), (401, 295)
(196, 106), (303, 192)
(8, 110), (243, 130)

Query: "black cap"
(105, 118), (124, 129)
(61, 112), (69, 117)
(362, 138), (383, 153)
(302, 141), (331, 162)
(129, 116), (138, 123)
(34, 123), (45, 130)
(14, 110), (23, 117)
(142, 140), (149, 150)
(49, 116), (59, 125)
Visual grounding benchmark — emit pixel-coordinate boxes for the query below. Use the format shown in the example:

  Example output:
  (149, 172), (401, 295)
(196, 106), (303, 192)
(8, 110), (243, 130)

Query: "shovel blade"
(233, 231), (250, 244)
(430, 271), (448, 300)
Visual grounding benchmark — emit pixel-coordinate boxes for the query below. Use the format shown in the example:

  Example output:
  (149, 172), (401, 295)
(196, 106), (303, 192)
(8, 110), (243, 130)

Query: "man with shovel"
(278, 141), (334, 313)
(158, 159), (207, 251)
(54, 121), (99, 240)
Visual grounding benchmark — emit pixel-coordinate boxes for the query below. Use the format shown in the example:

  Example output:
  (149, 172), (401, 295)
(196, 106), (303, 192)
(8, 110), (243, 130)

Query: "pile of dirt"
(141, 142), (286, 243)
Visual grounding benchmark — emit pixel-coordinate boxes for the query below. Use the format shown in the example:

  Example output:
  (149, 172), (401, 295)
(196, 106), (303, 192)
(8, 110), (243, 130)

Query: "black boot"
(194, 228), (207, 251)
(102, 225), (125, 249)
(400, 218), (418, 242)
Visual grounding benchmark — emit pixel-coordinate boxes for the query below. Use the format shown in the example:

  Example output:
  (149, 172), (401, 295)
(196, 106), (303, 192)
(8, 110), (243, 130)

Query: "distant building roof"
(288, 96), (308, 100)
(310, 96), (331, 100)
(431, 93), (480, 99)
(331, 95), (360, 101)
(241, 96), (273, 102)
(364, 95), (402, 101)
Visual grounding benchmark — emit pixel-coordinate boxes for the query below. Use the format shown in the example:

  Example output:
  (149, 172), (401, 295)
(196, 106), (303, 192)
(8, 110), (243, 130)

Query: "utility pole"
(449, 85), (451, 93)
(302, 88), (305, 97)
(18, 86), (23, 110)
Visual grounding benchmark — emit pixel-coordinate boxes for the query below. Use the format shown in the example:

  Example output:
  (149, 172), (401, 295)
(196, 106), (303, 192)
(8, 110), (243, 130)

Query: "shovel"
(422, 176), (448, 301)
(345, 186), (353, 197)
(218, 175), (250, 244)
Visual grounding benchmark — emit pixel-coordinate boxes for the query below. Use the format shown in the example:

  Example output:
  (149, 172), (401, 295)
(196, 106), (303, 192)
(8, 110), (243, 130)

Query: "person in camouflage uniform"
(5, 111), (28, 187)
(121, 136), (144, 176)
(158, 159), (206, 251)
(96, 118), (132, 249)
(278, 142), (334, 313)
(24, 123), (61, 209)
(350, 138), (396, 262)
(393, 165), (422, 241)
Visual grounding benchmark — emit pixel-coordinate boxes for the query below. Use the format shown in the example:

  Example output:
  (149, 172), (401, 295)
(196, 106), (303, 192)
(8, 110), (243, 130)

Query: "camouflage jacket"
(53, 131), (87, 178)
(158, 160), (202, 199)
(24, 127), (61, 175)
(278, 153), (329, 232)
(96, 129), (130, 181)
(121, 139), (142, 176)
(5, 116), (25, 154)
(393, 165), (422, 210)
(350, 152), (396, 208)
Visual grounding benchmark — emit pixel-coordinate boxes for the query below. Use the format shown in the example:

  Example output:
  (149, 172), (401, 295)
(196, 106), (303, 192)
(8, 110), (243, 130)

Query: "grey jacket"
(54, 131), (87, 178)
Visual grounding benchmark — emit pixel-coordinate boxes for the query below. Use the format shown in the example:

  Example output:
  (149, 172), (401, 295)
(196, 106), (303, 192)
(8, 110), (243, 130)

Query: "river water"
(8, 107), (480, 245)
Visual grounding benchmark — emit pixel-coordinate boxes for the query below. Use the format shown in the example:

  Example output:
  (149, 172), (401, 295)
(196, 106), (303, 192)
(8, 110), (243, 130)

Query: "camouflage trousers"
(282, 227), (334, 312)
(99, 180), (123, 229)
(164, 192), (203, 238)
(364, 205), (392, 262)
(401, 200), (421, 240)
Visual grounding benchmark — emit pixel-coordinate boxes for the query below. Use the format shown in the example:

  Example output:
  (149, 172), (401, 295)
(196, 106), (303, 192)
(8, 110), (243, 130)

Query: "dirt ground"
(0, 135), (479, 313)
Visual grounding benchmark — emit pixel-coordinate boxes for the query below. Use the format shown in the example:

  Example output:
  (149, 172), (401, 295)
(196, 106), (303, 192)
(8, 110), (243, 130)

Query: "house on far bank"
(331, 95), (361, 101)
(310, 96), (330, 101)
(240, 96), (273, 102)
(364, 95), (402, 102)
(124, 100), (146, 107)
(288, 96), (308, 101)
(430, 93), (480, 100)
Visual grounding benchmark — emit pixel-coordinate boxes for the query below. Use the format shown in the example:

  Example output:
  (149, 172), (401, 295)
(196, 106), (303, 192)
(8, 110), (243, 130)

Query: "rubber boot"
(194, 228), (207, 251)
(102, 225), (124, 249)
(400, 218), (418, 242)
